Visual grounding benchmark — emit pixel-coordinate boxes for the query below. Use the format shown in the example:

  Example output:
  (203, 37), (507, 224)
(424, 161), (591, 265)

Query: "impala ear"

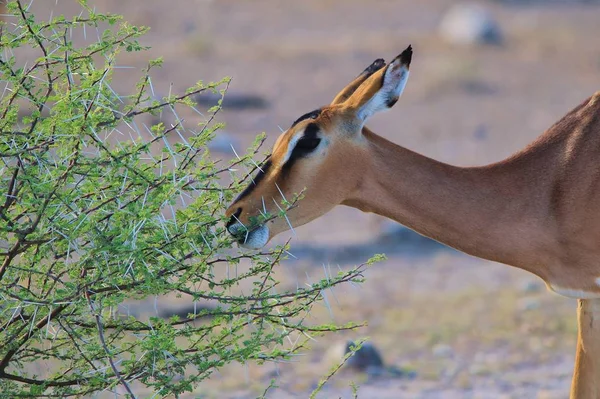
(330, 58), (386, 105)
(345, 45), (412, 122)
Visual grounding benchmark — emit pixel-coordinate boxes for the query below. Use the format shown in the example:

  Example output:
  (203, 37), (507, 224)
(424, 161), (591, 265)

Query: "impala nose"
(226, 208), (242, 234)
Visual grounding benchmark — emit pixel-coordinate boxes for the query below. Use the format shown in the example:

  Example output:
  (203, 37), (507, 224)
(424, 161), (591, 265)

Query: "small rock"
(195, 92), (269, 111)
(207, 132), (240, 154)
(439, 3), (503, 46)
(432, 344), (454, 358)
(344, 341), (384, 371)
(322, 341), (418, 379)
(520, 280), (543, 293)
(323, 340), (383, 372)
(365, 365), (384, 377)
(517, 297), (541, 311)
(156, 303), (217, 320)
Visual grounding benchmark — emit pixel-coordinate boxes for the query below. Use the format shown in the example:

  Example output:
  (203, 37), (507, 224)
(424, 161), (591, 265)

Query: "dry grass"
(176, 252), (577, 398)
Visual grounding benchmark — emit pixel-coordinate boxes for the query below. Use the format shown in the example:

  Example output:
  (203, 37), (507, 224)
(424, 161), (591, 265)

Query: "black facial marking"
(303, 123), (320, 139)
(232, 158), (272, 203)
(283, 123), (321, 172)
(291, 108), (322, 128)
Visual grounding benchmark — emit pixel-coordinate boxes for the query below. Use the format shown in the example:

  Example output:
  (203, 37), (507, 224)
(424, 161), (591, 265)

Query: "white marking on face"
(281, 130), (304, 166)
(595, 277), (600, 287)
(227, 220), (270, 249)
(239, 224), (269, 249)
(548, 284), (600, 299)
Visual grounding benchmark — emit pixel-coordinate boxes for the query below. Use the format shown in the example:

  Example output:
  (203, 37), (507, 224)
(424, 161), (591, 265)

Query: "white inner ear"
(357, 64), (410, 122)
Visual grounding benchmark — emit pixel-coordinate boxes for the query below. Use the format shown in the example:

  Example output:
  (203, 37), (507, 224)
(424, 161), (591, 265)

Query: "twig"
(85, 288), (137, 398)
(257, 378), (278, 399)
(308, 339), (366, 399)
(0, 304), (68, 373)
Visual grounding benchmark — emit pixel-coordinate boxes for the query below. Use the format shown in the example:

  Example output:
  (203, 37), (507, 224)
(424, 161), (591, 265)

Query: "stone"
(207, 132), (240, 154)
(344, 341), (385, 371)
(195, 92), (269, 111)
(520, 280), (543, 293)
(439, 3), (503, 46)
(517, 297), (541, 311)
(323, 340), (383, 372)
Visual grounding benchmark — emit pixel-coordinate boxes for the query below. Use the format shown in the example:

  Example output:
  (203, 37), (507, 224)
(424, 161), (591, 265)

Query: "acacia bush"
(0, 1), (370, 397)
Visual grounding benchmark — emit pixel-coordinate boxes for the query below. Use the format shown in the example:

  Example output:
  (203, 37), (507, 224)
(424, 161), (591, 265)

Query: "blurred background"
(7, 0), (600, 397)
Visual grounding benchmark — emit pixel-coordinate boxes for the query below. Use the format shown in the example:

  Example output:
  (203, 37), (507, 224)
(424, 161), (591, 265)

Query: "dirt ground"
(11, 0), (600, 397)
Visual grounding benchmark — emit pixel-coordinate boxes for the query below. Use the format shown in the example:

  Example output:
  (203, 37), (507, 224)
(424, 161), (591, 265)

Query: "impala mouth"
(228, 223), (270, 249)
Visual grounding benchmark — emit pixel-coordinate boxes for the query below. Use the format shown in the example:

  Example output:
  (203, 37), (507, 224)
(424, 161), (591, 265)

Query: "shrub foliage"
(0, 1), (368, 397)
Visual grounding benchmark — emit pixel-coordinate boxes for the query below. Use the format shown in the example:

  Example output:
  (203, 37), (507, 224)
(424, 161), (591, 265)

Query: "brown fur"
(226, 50), (600, 398)
(330, 58), (386, 105)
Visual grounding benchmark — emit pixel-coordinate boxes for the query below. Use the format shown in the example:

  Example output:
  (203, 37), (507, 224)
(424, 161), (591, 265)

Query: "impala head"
(225, 45), (413, 248)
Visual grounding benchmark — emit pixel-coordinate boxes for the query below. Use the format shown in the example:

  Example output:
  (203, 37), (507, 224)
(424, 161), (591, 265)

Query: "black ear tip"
(373, 58), (386, 67)
(398, 45), (413, 67)
(361, 58), (386, 77)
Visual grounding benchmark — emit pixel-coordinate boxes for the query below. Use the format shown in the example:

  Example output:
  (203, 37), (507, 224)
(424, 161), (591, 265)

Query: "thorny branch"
(0, 3), (370, 397)
(85, 281), (137, 399)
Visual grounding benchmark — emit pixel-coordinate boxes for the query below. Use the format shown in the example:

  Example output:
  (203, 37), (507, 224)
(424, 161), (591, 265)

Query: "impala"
(225, 45), (600, 398)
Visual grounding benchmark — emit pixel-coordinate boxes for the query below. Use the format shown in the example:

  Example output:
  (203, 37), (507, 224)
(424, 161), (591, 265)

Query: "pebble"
(439, 3), (503, 46)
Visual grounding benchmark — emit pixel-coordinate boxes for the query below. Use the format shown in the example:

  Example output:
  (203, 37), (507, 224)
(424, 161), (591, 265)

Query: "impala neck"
(344, 129), (552, 275)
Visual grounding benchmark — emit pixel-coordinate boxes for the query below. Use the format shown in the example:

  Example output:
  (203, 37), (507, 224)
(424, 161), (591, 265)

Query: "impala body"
(225, 46), (600, 398)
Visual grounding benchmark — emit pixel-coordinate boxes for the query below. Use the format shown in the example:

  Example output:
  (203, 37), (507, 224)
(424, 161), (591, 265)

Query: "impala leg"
(571, 299), (600, 399)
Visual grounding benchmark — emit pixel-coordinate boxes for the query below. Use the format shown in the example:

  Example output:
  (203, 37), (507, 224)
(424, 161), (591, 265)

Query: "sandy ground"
(8, 0), (600, 397)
